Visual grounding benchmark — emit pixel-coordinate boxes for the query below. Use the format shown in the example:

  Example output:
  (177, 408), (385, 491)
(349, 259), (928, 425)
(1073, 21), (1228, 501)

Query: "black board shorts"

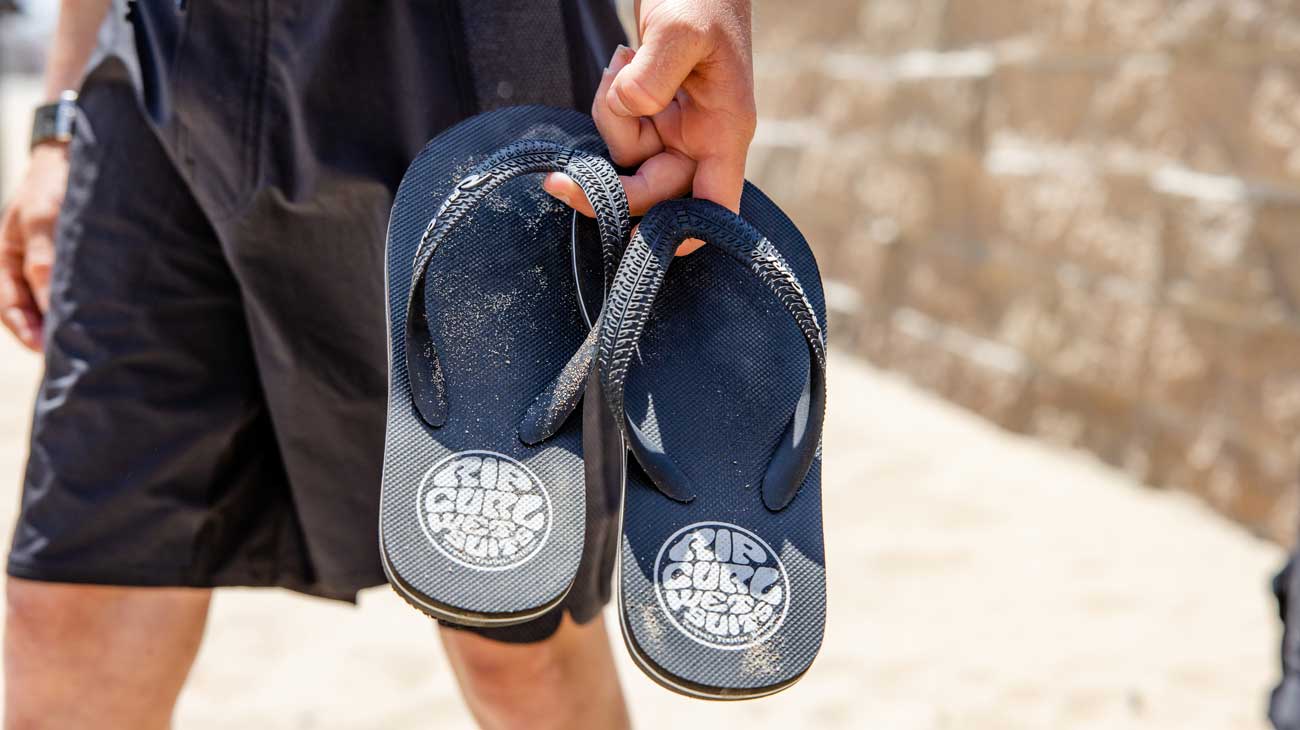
(8, 0), (625, 643)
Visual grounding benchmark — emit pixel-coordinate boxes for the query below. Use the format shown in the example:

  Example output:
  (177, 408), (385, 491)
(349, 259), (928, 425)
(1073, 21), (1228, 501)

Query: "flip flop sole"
(615, 185), (828, 698)
(381, 107), (611, 626)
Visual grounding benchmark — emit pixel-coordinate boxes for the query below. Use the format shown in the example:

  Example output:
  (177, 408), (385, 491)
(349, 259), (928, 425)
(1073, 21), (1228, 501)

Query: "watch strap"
(30, 91), (78, 148)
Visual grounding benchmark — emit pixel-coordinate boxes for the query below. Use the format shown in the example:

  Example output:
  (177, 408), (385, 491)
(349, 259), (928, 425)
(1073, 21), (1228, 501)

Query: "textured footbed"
(617, 183), (828, 698)
(381, 107), (609, 625)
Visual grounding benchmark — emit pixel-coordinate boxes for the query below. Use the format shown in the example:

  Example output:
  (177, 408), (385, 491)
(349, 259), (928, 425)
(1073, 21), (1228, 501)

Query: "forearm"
(42, 0), (112, 102)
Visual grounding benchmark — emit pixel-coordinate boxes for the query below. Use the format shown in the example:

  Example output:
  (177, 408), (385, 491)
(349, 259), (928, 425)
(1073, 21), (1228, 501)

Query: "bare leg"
(4, 578), (211, 730)
(441, 613), (631, 730)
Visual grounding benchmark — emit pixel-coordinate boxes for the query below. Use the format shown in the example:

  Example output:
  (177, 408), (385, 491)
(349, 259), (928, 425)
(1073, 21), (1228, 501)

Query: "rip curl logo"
(416, 451), (552, 571)
(654, 522), (789, 650)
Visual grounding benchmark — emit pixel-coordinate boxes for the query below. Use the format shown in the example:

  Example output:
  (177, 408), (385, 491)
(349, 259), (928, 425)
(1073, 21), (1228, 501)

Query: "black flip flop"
(380, 106), (629, 627)
(597, 195), (828, 699)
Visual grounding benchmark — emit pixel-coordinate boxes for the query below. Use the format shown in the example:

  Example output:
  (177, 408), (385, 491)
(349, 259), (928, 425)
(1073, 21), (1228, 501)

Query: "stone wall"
(745, 0), (1300, 543)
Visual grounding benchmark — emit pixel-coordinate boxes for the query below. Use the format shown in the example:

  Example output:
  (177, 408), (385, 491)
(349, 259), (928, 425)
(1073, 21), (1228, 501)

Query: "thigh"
(4, 578), (211, 730)
(220, 184), (392, 592)
(10, 67), (299, 591)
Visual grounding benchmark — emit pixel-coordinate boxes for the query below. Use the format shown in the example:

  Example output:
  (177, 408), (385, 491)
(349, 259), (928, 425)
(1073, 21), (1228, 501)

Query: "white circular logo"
(416, 450), (552, 571)
(654, 522), (789, 650)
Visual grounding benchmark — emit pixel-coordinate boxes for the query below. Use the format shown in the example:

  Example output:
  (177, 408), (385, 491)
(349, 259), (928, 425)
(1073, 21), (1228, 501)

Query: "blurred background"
(0, 1), (1294, 728)
(746, 0), (1300, 547)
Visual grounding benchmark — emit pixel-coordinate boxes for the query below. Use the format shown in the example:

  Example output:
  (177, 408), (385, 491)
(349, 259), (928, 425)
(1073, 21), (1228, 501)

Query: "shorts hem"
(6, 557), (384, 604)
(435, 594), (609, 644)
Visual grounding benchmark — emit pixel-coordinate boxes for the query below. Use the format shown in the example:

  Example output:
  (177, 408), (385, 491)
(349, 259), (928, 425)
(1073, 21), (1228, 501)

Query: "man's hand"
(1, 144), (70, 351)
(543, 0), (755, 255)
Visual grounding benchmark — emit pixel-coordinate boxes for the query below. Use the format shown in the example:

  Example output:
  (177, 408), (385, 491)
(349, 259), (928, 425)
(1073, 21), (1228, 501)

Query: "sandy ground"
(0, 74), (1288, 729)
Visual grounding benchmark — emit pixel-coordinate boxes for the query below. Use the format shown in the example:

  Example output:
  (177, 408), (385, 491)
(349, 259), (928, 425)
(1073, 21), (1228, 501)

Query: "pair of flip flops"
(379, 106), (828, 700)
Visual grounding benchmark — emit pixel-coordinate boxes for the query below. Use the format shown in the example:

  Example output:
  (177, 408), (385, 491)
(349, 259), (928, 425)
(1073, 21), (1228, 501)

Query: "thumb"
(607, 25), (709, 117)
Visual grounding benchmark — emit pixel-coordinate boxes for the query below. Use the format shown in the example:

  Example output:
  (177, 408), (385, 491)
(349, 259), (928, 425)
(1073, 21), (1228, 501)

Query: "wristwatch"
(30, 90), (79, 149)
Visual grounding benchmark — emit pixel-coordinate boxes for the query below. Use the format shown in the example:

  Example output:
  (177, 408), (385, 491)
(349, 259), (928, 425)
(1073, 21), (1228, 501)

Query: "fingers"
(607, 14), (710, 118)
(547, 44), (673, 218)
(547, 87), (695, 218)
(16, 190), (59, 315)
(550, 5), (755, 259)
(0, 206), (43, 351)
(592, 46), (663, 167)
(23, 226), (54, 314)
(620, 148), (694, 215)
(1, 299), (42, 352)
(674, 153), (746, 256)
(541, 172), (595, 217)
(541, 146), (694, 219)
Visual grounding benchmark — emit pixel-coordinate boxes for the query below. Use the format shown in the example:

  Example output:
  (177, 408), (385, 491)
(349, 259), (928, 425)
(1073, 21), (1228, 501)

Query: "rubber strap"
(596, 198), (827, 511)
(515, 159), (629, 444)
(406, 140), (629, 430)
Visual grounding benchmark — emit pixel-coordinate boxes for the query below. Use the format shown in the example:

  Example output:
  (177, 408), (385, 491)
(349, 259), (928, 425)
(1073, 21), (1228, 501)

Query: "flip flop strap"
(406, 140), (629, 429)
(596, 198), (827, 512)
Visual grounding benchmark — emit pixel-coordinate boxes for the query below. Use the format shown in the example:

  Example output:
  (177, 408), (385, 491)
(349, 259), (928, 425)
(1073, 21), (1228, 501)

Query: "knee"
(5, 578), (80, 638)
(445, 633), (581, 730)
(442, 618), (628, 730)
(449, 632), (569, 693)
(5, 579), (149, 652)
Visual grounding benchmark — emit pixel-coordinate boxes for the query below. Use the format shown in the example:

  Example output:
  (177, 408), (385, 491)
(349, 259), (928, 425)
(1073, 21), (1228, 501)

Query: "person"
(0, 1), (756, 728)
(1274, 556), (1300, 729)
